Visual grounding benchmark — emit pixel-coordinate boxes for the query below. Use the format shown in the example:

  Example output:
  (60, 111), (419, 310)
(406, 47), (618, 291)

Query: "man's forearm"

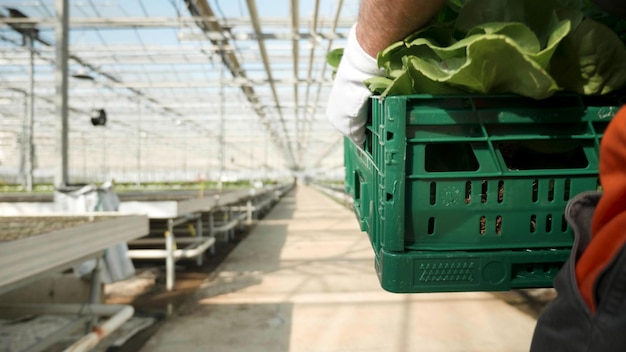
(357, 0), (446, 57)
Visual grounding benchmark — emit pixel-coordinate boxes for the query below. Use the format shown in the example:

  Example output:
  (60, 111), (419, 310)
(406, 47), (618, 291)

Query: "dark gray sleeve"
(531, 192), (626, 352)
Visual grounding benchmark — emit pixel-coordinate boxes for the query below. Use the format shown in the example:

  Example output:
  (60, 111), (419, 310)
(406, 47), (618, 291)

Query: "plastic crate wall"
(344, 93), (618, 293)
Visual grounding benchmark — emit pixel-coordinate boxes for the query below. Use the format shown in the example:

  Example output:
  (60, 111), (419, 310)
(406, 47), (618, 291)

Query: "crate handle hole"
(386, 131), (394, 141)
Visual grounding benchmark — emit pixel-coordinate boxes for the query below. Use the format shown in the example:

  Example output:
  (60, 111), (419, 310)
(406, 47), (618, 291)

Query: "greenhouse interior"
(1, 0), (626, 351)
(1, 0), (354, 190)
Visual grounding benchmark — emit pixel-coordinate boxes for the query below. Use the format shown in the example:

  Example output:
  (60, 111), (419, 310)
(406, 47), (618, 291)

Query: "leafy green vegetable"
(407, 35), (561, 98)
(364, 76), (395, 95)
(329, 0), (626, 100)
(550, 16), (626, 95)
(326, 48), (343, 69)
(327, 48), (343, 79)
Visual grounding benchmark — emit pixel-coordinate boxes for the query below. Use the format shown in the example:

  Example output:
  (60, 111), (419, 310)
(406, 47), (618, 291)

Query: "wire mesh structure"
(0, 0), (357, 186)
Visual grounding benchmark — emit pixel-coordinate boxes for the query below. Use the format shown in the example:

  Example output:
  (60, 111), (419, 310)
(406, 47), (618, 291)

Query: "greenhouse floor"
(128, 185), (544, 352)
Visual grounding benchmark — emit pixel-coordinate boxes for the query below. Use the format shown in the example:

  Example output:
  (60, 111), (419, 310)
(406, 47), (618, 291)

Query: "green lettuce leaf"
(550, 17), (626, 95)
(405, 35), (560, 98)
(326, 48), (343, 69)
(327, 0), (626, 99)
(454, 0), (562, 48)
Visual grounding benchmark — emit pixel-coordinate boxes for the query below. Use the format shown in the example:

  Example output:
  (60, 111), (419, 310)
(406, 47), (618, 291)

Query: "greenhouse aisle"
(140, 185), (538, 352)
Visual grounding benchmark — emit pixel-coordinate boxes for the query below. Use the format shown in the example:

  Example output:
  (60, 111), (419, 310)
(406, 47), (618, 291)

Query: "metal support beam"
(305, 0), (344, 169)
(88, 258), (103, 304)
(246, 0), (297, 169)
(291, 0), (300, 165)
(186, 0), (296, 170)
(22, 34), (35, 192)
(0, 15), (356, 29)
(54, 0), (69, 189)
(303, 0), (321, 130)
(196, 216), (207, 264)
(165, 219), (175, 291)
(0, 77), (334, 90)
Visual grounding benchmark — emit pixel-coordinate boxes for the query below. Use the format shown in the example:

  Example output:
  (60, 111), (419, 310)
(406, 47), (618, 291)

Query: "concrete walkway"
(140, 185), (537, 352)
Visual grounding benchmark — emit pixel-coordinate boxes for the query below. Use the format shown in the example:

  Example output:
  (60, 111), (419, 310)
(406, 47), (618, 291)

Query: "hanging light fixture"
(71, 67), (95, 81)
(90, 108), (107, 126)
(71, 68), (107, 126)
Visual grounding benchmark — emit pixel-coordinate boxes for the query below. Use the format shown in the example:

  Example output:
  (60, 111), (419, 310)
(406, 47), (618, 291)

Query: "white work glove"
(326, 23), (385, 147)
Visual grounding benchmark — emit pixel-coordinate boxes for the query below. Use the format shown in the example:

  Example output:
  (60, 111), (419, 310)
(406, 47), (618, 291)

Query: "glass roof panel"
(0, 0), (356, 184)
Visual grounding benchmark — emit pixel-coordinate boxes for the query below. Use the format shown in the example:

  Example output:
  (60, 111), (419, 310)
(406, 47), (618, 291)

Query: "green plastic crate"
(344, 93), (620, 293)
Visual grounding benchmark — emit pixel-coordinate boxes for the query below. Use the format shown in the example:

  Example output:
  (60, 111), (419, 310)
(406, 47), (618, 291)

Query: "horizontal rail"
(127, 237), (215, 259)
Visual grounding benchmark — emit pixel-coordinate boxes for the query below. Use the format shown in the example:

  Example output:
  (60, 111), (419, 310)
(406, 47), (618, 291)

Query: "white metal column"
(54, 0), (69, 189)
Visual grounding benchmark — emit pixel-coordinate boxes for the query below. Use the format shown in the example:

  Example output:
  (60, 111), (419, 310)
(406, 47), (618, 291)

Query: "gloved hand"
(326, 23), (385, 147)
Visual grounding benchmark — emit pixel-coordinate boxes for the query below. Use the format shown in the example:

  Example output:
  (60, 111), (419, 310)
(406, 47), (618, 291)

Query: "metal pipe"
(209, 211), (215, 239)
(211, 219), (240, 233)
(54, 0), (69, 189)
(165, 219), (175, 291)
(245, 0), (297, 169)
(88, 258), (102, 304)
(0, 303), (130, 316)
(126, 237), (215, 259)
(0, 304), (134, 352)
(170, 215), (201, 227)
(186, 0), (291, 168)
(31, 316), (92, 352)
(129, 237), (208, 245)
(24, 34), (35, 192)
(303, 0), (321, 124)
(232, 209), (246, 240)
(0, 16), (356, 29)
(246, 199), (253, 225)
(228, 208), (235, 241)
(0, 48), (338, 66)
(308, 0), (344, 160)
(63, 305), (134, 352)
(291, 0), (300, 163)
(196, 216), (205, 265)
(0, 77), (332, 90)
(217, 48), (225, 192)
(136, 97), (142, 187)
